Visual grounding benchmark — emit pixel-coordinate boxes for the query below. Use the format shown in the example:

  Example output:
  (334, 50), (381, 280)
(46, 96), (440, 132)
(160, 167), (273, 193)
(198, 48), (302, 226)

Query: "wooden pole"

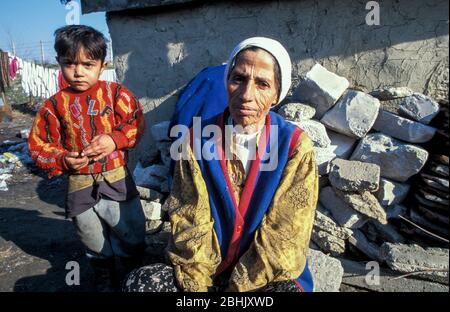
(40, 40), (45, 65)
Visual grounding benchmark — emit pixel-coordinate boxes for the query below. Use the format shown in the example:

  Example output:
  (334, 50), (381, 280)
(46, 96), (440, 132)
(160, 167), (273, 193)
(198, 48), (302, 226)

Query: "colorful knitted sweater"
(28, 80), (145, 176)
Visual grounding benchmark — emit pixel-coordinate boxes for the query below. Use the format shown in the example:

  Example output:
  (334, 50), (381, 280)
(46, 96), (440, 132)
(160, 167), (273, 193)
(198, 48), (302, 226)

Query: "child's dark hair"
(54, 25), (107, 63)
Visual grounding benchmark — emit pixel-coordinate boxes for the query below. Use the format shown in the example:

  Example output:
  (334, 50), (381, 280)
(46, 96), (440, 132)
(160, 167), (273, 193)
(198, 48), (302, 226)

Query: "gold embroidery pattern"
(228, 132), (319, 292)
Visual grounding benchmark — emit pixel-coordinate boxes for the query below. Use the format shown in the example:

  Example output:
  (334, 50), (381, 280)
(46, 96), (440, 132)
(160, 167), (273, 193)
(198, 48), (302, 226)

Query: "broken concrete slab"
(314, 146), (336, 175)
(308, 248), (344, 292)
(278, 102), (316, 122)
(319, 187), (367, 229)
(295, 119), (331, 148)
(141, 200), (162, 221)
(348, 229), (382, 262)
(312, 208), (352, 256)
(380, 243), (449, 279)
(312, 229), (347, 257)
(399, 93), (440, 125)
(373, 110), (436, 143)
(133, 163), (169, 192)
(136, 186), (165, 203)
(370, 86), (414, 101)
(350, 133), (429, 182)
(314, 207), (353, 240)
(329, 158), (380, 192)
(334, 189), (387, 225)
(145, 219), (164, 234)
(376, 178), (410, 207)
(364, 221), (406, 244)
(293, 63), (349, 119)
(327, 130), (357, 159)
(320, 90), (380, 138)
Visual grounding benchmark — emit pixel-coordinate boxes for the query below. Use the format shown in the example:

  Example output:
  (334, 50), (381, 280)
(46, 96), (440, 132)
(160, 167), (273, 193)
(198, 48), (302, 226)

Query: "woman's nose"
(240, 81), (255, 102)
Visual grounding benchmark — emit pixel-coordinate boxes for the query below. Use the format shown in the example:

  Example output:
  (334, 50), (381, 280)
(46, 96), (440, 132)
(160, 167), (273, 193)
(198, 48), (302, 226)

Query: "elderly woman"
(124, 37), (318, 292)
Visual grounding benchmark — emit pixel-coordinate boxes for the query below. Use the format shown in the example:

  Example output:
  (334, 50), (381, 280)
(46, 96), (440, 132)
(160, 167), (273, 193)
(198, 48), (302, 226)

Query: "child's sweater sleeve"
(28, 100), (69, 177)
(109, 85), (145, 150)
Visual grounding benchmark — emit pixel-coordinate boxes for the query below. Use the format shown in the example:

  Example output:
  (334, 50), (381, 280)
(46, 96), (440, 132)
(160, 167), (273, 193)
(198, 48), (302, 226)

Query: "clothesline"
(11, 53), (117, 99)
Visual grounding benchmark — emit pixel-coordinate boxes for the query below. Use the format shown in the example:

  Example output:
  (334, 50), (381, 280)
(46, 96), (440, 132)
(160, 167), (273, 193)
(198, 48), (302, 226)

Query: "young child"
(28, 25), (146, 291)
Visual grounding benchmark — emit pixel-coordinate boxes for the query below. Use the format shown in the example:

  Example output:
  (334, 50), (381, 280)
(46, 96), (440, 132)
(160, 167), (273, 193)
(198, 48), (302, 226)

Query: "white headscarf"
(224, 37), (292, 104)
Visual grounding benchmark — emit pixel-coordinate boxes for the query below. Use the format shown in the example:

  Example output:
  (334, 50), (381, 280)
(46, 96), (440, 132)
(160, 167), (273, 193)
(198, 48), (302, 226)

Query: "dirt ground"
(0, 108), (94, 292)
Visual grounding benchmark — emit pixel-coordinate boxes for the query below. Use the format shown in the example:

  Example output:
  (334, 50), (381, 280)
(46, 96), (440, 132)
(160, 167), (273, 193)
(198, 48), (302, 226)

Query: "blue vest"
(190, 110), (313, 292)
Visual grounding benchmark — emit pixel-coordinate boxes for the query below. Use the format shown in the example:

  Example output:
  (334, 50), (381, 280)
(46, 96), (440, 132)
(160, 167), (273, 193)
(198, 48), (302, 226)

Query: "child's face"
(58, 47), (106, 92)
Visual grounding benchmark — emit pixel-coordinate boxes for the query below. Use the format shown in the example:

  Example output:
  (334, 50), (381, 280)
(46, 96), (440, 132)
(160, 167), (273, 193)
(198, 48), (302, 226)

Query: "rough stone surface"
(105, 0), (449, 168)
(312, 230), (347, 257)
(293, 63), (349, 119)
(133, 163), (169, 192)
(376, 178), (410, 207)
(320, 90), (380, 138)
(278, 103), (316, 122)
(312, 206), (352, 256)
(370, 86), (414, 100)
(335, 189), (387, 225)
(364, 221), (406, 244)
(329, 158), (380, 192)
(136, 185), (165, 203)
(295, 119), (330, 148)
(380, 243), (449, 278)
(327, 130), (357, 159)
(373, 110), (436, 143)
(350, 133), (429, 182)
(141, 200), (162, 220)
(399, 93), (441, 124)
(314, 146), (336, 175)
(348, 230), (382, 262)
(314, 205), (353, 240)
(308, 248), (344, 292)
(145, 219), (164, 234)
(319, 187), (367, 229)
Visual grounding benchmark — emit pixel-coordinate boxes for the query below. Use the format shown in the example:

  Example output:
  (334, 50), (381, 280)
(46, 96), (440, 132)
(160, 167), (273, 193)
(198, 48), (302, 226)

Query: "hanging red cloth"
(9, 57), (18, 80)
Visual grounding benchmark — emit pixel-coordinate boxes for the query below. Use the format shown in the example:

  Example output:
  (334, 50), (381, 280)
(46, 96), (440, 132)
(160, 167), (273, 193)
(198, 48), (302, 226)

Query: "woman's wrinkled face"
(227, 49), (279, 131)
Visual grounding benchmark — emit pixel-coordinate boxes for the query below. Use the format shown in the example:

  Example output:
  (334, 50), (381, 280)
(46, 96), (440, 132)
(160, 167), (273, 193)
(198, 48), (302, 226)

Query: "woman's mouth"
(234, 106), (257, 116)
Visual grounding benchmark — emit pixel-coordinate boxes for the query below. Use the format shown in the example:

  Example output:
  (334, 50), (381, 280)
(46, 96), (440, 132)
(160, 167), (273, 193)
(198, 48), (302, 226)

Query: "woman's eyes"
(257, 81), (270, 88)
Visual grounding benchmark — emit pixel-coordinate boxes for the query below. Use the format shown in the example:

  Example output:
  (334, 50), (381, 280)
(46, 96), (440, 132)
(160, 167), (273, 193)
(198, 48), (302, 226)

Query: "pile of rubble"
(280, 64), (449, 289)
(133, 63), (449, 291)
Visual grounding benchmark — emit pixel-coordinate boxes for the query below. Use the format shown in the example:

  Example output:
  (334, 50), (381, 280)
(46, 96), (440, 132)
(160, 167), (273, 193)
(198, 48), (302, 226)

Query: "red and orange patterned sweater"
(28, 80), (145, 176)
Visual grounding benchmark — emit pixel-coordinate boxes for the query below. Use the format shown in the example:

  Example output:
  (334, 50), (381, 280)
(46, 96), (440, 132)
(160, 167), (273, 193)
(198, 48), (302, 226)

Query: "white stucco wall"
(105, 0), (449, 164)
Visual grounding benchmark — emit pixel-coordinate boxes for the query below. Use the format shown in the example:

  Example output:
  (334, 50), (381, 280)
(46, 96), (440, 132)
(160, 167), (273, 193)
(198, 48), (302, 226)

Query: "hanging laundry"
(9, 56), (18, 80)
(15, 55), (117, 98)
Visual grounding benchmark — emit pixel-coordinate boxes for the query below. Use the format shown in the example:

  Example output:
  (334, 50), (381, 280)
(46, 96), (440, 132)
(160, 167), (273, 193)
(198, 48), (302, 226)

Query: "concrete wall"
(104, 0), (448, 165)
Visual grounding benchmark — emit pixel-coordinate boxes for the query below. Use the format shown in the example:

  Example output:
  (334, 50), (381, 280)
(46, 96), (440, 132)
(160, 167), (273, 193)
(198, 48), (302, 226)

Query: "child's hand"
(64, 152), (89, 171)
(82, 134), (117, 162)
